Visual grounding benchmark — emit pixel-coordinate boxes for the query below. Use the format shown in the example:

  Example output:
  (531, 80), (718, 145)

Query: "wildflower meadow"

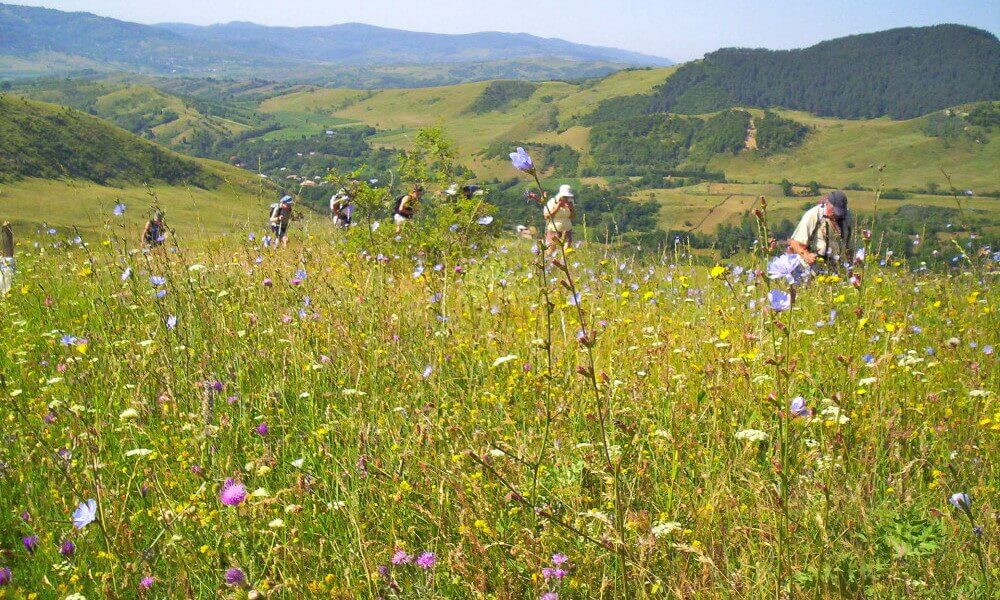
(0, 145), (996, 599)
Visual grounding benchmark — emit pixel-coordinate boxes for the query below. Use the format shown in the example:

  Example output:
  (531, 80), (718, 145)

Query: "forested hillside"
(647, 25), (1000, 119)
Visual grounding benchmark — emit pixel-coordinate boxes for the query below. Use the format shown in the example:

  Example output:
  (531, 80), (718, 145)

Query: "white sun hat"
(555, 184), (575, 199)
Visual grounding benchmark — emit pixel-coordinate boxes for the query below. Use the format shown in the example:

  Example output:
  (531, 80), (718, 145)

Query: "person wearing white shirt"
(544, 184), (577, 255)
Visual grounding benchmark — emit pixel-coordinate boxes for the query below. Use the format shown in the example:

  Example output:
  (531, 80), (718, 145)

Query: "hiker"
(141, 211), (167, 248)
(543, 184), (577, 255)
(788, 190), (854, 265)
(269, 195), (295, 248)
(330, 190), (353, 228)
(1, 221), (13, 296)
(394, 185), (423, 233)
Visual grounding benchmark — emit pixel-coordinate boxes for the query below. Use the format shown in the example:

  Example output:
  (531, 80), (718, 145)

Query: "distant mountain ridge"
(0, 3), (670, 84)
(151, 21), (670, 66)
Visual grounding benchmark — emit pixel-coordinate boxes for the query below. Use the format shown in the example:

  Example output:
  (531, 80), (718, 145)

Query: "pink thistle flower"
(219, 478), (247, 507)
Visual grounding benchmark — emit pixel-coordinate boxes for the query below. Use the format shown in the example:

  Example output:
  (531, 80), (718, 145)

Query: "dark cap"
(825, 190), (848, 217)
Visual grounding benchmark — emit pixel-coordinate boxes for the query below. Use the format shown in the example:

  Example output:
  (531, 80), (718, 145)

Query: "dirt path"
(744, 116), (758, 151)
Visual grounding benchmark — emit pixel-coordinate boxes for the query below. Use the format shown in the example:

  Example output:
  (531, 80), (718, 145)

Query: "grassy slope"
(0, 176), (272, 240)
(708, 109), (1000, 191)
(259, 68), (998, 192)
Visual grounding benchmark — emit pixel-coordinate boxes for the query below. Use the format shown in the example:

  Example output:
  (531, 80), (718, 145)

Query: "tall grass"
(0, 221), (995, 598)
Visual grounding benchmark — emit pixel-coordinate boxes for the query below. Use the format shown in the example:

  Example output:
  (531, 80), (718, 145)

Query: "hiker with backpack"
(394, 185), (423, 234)
(1, 221), (13, 297)
(788, 190), (854, 265)
(269, 195), (295, 248)
(141, 211), (167, 248)
(330, 189), (353, 229)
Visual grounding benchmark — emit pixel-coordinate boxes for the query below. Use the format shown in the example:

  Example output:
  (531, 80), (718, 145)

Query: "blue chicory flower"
(72, 499), (97, 529)
(509, 147), (534, 172)
(768, 289), (791, 312)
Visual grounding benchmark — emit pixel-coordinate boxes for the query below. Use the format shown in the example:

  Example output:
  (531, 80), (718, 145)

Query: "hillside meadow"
(0, 199), (996, 597)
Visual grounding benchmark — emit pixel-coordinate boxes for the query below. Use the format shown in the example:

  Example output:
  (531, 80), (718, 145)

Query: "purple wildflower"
(551, 553), (568, 565)
(255, 422), (268, 436)
(789, 396), (811, 417)
(0, 567), (10, 586)
(166, 315), (177, 330)
(542, 567), (567, 579)
(140, 576), (155, 590)
(149, 275), (166, 287)
(391, 549), (413, 565)
(415, 552), (437, 569)
(541, 593), (559, 600)
(224, 567), (246, 587)
(22, 535), (38, 553)
(219, 478), (247, 507)
(113, 203), (126, 216)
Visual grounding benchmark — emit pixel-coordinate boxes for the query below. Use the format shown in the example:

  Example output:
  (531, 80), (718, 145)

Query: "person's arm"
(788, 239), (816, 265)
(140, 222), (150, 245)
(788, 209), (819, 265)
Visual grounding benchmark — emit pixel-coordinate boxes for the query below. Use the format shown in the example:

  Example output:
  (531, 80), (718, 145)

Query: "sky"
(12, 0), (1000, 61)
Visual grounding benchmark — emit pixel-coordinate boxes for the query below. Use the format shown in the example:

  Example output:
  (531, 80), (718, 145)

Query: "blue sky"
(15, 0), (1000, 61)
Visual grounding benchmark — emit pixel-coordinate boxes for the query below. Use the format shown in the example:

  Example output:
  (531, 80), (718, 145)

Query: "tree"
(781, 179), (794, 197)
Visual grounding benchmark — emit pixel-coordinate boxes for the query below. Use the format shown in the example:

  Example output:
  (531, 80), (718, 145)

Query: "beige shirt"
(544, 197), (574, 232)
(790, 205), (853, 260)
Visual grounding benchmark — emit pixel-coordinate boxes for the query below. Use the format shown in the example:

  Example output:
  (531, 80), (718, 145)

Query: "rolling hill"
(10, 78), (260, 153)
(0, 3), (668, 85)
(0, 94), (274, 238)
(254, 69), (999, 192)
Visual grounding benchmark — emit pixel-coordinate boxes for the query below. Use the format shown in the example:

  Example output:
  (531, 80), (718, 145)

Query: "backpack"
(144, 220), (161, 243)
(268, 203), (281, 221)
(393, 194), (408, 215)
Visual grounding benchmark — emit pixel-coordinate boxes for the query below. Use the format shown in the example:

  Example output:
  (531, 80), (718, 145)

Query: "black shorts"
(272, 222), (288, 239)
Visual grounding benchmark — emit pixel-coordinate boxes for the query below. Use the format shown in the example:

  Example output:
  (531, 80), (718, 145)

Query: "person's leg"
(545, 230), (557, 255)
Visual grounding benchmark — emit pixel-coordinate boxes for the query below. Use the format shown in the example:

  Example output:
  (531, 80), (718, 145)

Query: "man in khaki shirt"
(788, 190), (854, 265)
